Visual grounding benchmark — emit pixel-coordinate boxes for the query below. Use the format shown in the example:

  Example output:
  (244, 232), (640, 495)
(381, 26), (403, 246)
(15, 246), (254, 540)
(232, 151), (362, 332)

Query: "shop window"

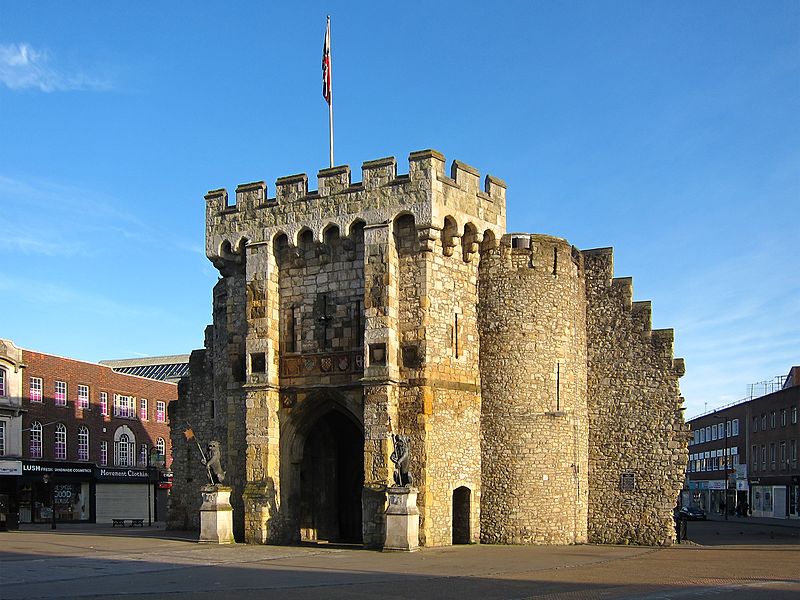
(78, 427), (89, 461)
(30, 421), (42, 458)
(54, 423), (67, 459)
(55, 381), (67, 406)
(30, 377), (42, 402)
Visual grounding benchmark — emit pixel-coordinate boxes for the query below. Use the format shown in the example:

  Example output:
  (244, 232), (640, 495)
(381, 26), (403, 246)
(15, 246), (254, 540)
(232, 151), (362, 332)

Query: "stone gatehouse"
(168, 149), (689, 547)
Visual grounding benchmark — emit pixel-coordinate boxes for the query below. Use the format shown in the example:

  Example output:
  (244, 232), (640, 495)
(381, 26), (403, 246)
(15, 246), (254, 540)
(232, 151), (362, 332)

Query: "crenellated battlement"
(204, 149), (506, 213)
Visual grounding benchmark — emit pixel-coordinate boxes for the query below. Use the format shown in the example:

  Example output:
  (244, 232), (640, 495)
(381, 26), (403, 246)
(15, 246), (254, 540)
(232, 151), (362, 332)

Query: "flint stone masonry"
(169, 149), (688, 548)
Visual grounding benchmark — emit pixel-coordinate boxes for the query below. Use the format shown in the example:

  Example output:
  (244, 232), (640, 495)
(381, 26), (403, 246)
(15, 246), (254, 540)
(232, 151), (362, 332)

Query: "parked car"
(679, 506), (706, 521)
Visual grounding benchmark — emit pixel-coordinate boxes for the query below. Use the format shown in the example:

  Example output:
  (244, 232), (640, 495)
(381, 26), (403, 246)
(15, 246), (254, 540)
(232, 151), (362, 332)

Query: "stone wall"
(478, 234), (588, 544)
(583, 247), (689, 545)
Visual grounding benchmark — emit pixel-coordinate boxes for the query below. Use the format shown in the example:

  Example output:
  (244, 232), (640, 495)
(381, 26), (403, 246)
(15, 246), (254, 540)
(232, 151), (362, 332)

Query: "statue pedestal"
(384, 486), (419, 552)
(199, 485), (235, 544)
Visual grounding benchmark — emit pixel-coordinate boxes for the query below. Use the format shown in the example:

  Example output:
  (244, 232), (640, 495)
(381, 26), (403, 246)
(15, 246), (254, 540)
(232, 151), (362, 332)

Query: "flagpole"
(327, 15), (334, 167)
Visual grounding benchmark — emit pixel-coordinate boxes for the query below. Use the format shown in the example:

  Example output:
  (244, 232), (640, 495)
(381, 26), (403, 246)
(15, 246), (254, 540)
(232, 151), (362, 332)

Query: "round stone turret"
(478, 233), (589, 544)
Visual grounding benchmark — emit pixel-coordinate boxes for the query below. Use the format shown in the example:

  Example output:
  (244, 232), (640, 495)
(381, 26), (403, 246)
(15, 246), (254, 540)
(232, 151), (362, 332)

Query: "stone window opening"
(553, 247), (558, 276)
(250, 352), (266, 374)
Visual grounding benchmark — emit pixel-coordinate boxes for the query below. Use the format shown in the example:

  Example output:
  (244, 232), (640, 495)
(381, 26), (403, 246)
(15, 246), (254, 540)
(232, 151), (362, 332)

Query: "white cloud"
(0, 43), (111, 92)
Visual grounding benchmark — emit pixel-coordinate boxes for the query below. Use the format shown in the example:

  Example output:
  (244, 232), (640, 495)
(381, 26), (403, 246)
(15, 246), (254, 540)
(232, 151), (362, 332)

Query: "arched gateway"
(280, 392), (364, 544)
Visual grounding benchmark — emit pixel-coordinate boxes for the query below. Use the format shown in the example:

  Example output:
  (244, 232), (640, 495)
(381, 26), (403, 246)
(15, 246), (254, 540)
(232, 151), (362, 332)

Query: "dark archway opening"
(452, 486), (471, 544)
(299, 410), (364, 543)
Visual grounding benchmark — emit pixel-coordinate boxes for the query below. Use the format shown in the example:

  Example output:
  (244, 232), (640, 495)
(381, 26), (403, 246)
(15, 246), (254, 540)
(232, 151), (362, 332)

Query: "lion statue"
(202, 440), (226, 485)
(389, 434), (413, 487)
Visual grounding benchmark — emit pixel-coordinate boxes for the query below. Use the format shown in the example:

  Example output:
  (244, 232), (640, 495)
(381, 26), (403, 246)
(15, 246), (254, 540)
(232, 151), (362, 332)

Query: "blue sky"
(1, 2), (797, 417)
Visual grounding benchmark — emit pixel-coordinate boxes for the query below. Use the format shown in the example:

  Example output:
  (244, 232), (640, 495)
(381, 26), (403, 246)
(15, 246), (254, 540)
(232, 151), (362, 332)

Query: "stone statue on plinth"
(384, 433), (419, 551)
(193, 437), (234, 544)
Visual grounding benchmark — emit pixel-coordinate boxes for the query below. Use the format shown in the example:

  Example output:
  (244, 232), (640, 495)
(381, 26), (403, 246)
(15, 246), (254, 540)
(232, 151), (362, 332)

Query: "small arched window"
(54, 423), (67, 459)
(78, 426), (89, 461)
(156, 437), (166, 457)
(30, 421), (42, 458)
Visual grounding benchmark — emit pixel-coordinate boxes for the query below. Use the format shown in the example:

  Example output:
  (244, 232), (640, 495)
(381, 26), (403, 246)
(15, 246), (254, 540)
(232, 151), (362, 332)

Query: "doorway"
(299, 410), (363, 542)
(452, 486), (471, 544)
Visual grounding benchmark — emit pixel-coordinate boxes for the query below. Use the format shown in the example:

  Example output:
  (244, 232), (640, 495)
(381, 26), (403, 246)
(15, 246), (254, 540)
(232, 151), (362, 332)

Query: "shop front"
(19, 461), (94, 524)
(94, 466), (157, 524)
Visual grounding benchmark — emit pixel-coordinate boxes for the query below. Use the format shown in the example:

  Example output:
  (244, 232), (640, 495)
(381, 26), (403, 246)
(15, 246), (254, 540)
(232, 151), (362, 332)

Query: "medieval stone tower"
(168, 149), (689, 547)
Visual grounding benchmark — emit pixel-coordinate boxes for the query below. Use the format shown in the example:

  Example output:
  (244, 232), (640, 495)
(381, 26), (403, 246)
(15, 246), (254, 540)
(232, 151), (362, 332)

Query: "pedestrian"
(719, 500), (726, 515)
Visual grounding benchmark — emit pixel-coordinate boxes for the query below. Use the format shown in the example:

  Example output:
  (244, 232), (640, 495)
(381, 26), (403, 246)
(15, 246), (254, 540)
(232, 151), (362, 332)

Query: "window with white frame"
(78, 385), (89, 410)
(139, 398), (148, 421)
(726, 420), (731, 437)
(751, 445), (758, 470)
(115, 433), (132, 466)
(781, 409), (787, 427)
(792, 406), (797, 424)
(780, 441), (787, 467)
(78, 426), (89, 461)
(732, 419), (739, 436)
(100, 440), (108, 466)
(0, 368), (6, 396)
(114, 394), (133, 418)
(156, 437), (165, 458)
(139, 444), (148, 467)
(30, 421), (42, 458)
(0, 420), (5, 456)
(55, 381), (67, 406)
(54, 423), (67, 459)
(705, 425), (711, 441)
(30, 377), (43, 402)
(156, 401), (166, 423)
(791, 439), (797, 465)
(700, 428), (705, 443)
(761, 445), (766, 468)
(100, 392), (108, 416)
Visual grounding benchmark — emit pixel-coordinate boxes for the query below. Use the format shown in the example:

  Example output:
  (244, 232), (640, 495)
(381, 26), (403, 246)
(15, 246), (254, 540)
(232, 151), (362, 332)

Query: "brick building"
(685, 368), (800, 519)
(169, 150), (689, 547)
(0, 340), (177, 525)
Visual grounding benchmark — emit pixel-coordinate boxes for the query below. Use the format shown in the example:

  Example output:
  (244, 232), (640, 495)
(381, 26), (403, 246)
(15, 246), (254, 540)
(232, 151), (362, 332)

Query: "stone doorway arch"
(281, 391), (364, 544)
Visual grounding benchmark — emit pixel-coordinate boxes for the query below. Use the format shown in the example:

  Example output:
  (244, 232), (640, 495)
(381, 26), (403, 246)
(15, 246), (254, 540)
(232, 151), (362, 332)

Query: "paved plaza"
(1, 519), (799, 600)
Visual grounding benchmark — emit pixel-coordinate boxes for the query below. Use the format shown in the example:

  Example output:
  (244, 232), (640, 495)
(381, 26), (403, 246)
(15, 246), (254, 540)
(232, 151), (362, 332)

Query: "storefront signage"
(23, 461), (93, 476)
(736, 480), (750, 491)
(707, 480), (726, 490)
(0, 460), (23, 475)
(94, 467), (155, 483)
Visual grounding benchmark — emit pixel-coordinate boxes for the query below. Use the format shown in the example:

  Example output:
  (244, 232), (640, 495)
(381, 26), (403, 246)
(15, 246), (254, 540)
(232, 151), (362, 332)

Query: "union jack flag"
(322, 17), (331, 105)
